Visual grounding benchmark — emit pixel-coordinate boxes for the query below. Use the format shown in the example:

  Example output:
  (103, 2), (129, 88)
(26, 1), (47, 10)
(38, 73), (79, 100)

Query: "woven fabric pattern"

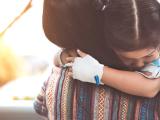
(34, 67), (160, 120)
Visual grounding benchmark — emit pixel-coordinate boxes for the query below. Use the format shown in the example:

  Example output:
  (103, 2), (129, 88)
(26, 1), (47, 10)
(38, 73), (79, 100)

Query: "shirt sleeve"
(34, 79), (49, 117)
(136, 62), (160, 79)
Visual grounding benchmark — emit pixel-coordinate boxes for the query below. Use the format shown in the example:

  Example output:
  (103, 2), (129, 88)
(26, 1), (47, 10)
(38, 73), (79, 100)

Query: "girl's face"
(114, 47), (160, 70)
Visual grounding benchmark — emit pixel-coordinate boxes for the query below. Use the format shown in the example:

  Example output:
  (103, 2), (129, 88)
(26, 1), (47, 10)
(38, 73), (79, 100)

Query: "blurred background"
(0, 0), (59, 119)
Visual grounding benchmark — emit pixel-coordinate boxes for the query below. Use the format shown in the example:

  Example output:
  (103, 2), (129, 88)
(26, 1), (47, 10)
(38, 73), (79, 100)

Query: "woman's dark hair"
(104, 0), (160, 51)
(42, 0), (105, 52)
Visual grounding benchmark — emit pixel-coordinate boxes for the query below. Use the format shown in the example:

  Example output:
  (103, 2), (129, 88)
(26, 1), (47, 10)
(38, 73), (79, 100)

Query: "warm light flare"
(0, 0), (31, 33)
(0, 0), (59, 105)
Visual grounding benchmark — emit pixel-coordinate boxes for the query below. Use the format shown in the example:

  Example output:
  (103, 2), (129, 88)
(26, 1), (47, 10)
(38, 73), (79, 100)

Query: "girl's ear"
(93, 0), (110, 11)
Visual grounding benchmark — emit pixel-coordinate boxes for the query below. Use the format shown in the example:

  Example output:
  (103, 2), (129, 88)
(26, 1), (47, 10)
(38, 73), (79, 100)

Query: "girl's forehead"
(115, 48), (156, 59)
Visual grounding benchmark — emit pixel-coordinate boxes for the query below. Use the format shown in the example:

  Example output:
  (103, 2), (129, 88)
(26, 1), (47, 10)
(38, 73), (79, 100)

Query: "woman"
(34, 0), (160, 119)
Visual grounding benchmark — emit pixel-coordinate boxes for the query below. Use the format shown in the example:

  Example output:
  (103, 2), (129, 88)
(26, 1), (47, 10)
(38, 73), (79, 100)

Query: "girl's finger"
(77, 49), (88, 57)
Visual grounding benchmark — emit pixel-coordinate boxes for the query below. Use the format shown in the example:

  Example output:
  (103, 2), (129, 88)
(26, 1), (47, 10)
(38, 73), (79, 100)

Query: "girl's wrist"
(101, 66), (109, 83)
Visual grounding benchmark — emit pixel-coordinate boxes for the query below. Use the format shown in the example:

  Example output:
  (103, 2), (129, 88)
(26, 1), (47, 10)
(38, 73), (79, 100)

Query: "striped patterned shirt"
(34, 67), (160, 120)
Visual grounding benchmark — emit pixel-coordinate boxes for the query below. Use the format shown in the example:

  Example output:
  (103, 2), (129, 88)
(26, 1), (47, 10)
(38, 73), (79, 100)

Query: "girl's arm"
(101, 66), (160, 97)
(54, 49), (160, 97)
(68, 50), (160, 97)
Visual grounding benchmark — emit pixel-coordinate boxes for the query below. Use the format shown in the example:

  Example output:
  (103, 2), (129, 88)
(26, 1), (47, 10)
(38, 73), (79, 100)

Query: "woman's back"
(34, 67), (160, 120)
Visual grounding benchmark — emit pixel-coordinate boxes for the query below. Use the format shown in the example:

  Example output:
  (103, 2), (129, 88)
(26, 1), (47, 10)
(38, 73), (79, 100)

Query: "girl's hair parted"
(104, 0), (160, 51)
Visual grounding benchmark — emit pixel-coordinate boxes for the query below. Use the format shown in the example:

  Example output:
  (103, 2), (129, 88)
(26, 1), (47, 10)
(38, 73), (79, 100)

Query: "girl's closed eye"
(146, 54), (154, 57)
(145, 55), (155, 61)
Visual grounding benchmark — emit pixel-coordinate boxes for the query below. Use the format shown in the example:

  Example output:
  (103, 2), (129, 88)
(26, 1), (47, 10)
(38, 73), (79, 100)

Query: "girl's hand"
(65, 50), (104, 85)
(54, 49), (78, 67)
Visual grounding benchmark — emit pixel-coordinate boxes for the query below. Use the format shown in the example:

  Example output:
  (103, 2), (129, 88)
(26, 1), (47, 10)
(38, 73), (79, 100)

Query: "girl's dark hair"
(104, 0), (160, 51)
